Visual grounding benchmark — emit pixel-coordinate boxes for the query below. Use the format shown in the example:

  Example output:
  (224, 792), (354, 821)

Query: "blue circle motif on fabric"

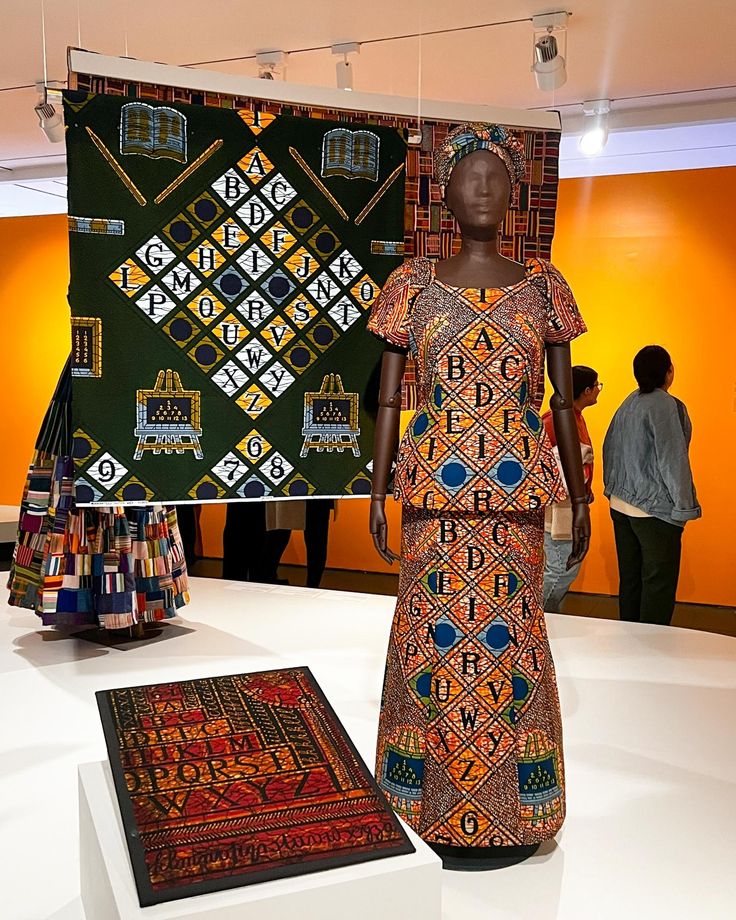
(496, 459), (524, 486)
(292, 206), (314, 229)
(415, 672), (432, 698)
(351, 477), (371, 495)
(194, 344), (217, 366)
(312, 324), (333, 346)
(196, 482), (218, 499)
(194, 199), (217, 222)
(220, 273), (243, 296)
(433, 384), (444, 409)
(525, 409), (541, 432)
(519, 379), (528, 404)
(486, 622), (510, 650)
(288, 479), (308, 496)
(76, 484), (94, 503)
(513, 674), (530, 701)
(122, 482), (146, 501)
(412, 412), (429, 437)
(169, 220), (192, 244)
(268, 275), (290, 298)
(441, 461), (467, 488)
(289, 347), (311, 368)
(243, 480), (265, 498)
(72, 437), (91, 460)
(315, 231), (336, 254)
(425, 570), (438, 594)
(170, 318), (192, 342)
(434, 622), (456, 649)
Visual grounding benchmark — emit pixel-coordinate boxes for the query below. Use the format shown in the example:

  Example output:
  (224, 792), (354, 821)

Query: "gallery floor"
(2, 576), (735, 919)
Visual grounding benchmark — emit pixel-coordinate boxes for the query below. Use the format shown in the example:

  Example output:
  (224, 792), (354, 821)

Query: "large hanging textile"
(64, 91), (406, 505)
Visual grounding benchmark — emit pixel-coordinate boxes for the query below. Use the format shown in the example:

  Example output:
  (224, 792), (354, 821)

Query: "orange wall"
(2, 167), (735, 605)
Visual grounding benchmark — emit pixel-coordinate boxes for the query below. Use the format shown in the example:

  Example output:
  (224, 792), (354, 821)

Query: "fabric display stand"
(7, 358), (189, 630)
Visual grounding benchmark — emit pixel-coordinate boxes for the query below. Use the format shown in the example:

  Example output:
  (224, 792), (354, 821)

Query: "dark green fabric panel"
(64, 92), (406, 505)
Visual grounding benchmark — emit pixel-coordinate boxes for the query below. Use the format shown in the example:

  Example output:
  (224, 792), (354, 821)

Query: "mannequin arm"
(546, 343), (591, 568)
(369, 346), (406, 564)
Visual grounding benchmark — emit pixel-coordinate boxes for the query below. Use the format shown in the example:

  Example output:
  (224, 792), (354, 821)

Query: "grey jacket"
(603, 389), (701, 527)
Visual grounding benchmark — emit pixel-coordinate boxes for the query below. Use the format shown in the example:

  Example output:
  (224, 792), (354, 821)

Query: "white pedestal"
(0, 504), (19, 543)
(79, 760), (442, 920)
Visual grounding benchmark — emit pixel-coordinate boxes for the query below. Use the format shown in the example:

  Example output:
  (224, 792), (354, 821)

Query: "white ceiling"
(2, 0), (736, 214)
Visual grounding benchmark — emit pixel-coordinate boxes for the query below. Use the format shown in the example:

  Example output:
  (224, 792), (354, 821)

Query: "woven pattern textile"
(97, 667), (414, 906)
(7, 360), (189, 628)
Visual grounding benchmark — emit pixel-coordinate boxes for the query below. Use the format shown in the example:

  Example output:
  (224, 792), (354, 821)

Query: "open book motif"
(321, 128), (379, 181)
(120, 103), (187, 163)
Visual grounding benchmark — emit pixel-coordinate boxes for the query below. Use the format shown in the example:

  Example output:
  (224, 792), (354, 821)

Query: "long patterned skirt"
(7, 359), (189, 629)
(375, 506), (565, 847)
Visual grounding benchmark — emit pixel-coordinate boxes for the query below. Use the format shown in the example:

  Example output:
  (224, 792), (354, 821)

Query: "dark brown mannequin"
(370, 149), (590, 569)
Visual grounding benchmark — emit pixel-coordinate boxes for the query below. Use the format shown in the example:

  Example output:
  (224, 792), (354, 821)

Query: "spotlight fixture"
(256, 51), (288, 81)
(531, 11), (568, 92)
(579, 100), (611, 156)
(332, 42), (360, 91)
(34, 86), (64, 143)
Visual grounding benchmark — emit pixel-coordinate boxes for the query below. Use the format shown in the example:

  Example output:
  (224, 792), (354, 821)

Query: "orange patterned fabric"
(375, 507), (566, 846)
(368, 257), (586, 512)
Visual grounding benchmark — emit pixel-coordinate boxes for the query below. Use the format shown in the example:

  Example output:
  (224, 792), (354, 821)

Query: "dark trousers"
(305, 499), (332, 588)
(222, 503), (290, 584)
(610, 509), (683, 626)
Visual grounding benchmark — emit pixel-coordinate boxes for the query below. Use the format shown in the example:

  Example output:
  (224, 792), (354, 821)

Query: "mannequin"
(368, 124), (589, 870)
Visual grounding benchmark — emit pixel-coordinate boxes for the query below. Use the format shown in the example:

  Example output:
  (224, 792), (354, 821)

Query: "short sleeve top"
(368, 257), (586, 512)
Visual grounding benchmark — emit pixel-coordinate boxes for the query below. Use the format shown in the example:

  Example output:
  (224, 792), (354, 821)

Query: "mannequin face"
(444, 150), (512, 238)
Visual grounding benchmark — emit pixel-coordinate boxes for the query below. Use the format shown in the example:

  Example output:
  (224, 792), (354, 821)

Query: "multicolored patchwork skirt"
(375, 506), (565, 847)
(7, 359), (189, 629)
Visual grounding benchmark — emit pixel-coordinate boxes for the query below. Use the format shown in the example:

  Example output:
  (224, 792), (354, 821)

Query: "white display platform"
(2, 576), (736, 920)
(79, 759), (440, 920)
(0, 504), (19, 542)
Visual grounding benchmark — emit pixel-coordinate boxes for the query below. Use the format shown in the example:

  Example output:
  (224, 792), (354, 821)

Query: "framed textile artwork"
(96, 667), (415, 906)
(64, 91), (407, 505)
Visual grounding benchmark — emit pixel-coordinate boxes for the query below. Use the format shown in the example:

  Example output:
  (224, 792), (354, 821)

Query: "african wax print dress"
(7, 359), (189, 629)
(368, 257), (586, 848)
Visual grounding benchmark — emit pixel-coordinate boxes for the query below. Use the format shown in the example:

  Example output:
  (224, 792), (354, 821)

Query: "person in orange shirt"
(542, 366), (602, 611)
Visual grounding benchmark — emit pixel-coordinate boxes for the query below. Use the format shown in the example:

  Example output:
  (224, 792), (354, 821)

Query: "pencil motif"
(289, 146), (349, 221)
(86, 127), (147, 206)
(154, 140), (224, 205)
(354, 163), (404, 226)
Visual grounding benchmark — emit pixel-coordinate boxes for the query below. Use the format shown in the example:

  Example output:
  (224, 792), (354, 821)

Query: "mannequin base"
(428, 842), (541, 872)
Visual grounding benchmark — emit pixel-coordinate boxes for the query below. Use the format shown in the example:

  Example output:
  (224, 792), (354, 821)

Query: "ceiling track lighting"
(256, 51), (288, 80)
(579, 99), (611, 156)
(34, 82), (65, 143)
(531, 11), (568, 92)
(331, 42), (360, 91)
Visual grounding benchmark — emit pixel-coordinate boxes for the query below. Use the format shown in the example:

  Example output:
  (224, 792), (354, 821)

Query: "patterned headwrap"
(433, 123), (527, 198)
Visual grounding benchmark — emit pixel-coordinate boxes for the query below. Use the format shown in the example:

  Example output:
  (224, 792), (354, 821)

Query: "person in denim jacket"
(603, 345), (701, 625)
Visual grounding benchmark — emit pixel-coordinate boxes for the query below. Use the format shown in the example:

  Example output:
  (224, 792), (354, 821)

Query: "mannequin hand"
(370, 499), (401, 565)
(567, 502), (591, 569)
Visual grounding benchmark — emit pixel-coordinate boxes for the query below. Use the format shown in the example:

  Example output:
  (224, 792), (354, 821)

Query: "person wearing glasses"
(542, 366), (602, 611)
(603, 345), (700, 626)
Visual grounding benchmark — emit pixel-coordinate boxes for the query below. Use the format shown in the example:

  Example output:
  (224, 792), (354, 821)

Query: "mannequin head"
(444, 150), (512, 239)
(633, 345), (674, 393)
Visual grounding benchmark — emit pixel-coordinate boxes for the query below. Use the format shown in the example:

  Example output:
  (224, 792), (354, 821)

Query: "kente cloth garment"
(8, 361), (189, 629)
(369, 257), (585, 847)
(367, 257), (587, 512)
(63, 91), (405, 507)
(375, 508), (565, 846)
